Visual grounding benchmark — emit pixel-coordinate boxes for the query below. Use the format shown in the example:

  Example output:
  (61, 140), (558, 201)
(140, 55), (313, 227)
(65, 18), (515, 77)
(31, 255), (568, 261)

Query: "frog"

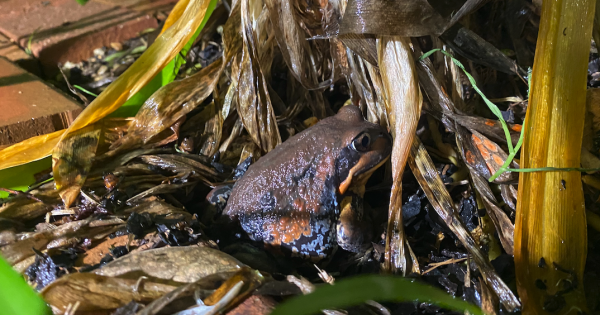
(222, 105), (392, 260)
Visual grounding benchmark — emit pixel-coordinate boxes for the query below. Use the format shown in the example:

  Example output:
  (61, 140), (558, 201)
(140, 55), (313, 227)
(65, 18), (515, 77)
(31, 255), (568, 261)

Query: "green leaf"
(271, 275), (484, 315)
(75, 0), (89, 5)
(0, 256), (51, 315)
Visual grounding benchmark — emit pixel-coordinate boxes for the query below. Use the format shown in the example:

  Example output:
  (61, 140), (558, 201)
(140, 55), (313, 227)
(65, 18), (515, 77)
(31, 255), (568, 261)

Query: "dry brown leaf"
(470, 173), (515, 255)
(265, 0), (332, 91)
(53, 124), (102, 207)
(93, 246), (243, 283)
(197, 102), (224, 157)
(340, 34), (378, 67)
(42, 273), (176, 313)
(0, 186), (60, 221)
(222, 0), (242, 60)
(236, 0), (281, 152)
(377, 36), (422, 275)
(202, 267), (265, 307)
(440, 26), (524, 76)
(477, 277), (499, 315)
(111, 59), (224, 153)
(339, 0), (448, 37)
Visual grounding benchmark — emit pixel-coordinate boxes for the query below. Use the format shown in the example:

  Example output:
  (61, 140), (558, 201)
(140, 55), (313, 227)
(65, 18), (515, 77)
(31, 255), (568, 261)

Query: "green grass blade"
(271, 275), (484, 315)
(73, 85), (98, 97)
(0, 256), (51, 315)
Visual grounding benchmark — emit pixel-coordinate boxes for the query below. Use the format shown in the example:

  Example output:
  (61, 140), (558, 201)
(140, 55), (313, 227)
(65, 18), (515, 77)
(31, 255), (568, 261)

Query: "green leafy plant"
(271, 275), (484, 315)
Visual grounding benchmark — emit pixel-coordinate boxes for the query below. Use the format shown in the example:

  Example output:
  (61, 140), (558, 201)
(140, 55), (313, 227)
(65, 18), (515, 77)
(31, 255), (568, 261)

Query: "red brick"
(0, 33), (41, 76)
(0, 33), (30, 62)
(94, 0), (178, 14)
(0, 0), (158, 74)
(227, 295), (277, 315)
(0, 57), (82, 146)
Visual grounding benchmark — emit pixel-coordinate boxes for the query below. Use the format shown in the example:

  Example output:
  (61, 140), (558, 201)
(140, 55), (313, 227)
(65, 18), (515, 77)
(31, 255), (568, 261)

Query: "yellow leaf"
(515, 0), (595, 312)
(0, 130), (64, 170)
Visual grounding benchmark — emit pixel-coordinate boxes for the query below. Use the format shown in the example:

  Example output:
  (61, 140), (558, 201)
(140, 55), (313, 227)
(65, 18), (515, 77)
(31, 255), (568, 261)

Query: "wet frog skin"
(223, 106), (392, 259)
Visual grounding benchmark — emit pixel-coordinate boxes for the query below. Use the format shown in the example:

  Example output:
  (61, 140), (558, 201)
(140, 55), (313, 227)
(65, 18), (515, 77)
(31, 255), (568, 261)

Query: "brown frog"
(223, 105), (392, 259)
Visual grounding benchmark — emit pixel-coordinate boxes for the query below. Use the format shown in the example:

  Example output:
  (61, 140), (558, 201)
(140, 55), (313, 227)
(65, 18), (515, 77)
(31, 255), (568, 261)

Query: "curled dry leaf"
(344, 51), (387, 126)
(469, 171), (515, 255)
(377, 36), (421, 275)
(440, 26), (524, 76)
(0, 185), (60, 221)
(140, 154), (220, 178)
(42, 273), (176, 313)
(53, 124), (102, 207)
(203, 267), (265, 307)
(265, 0), (332, 91)
(236, 0), (282, 152)
(340, 0), (448, 37)
(111, 59), (224, 152)
(123, 199), (194, 220)
(93, 246), (243, 283)
(197, 102), (224, 157)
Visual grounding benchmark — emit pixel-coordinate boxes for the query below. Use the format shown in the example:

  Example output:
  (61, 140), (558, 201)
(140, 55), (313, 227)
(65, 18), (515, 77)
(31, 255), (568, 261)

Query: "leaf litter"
(2, 0), (600, 314)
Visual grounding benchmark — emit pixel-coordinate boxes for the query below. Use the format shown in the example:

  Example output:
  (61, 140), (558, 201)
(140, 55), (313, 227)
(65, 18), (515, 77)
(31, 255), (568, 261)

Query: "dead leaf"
(42, 273), (176, 313)
(111, 59), (224, 152)
(377, 36), (422, 275)
(53, 124), (102, 207)
(93, 246), (243, 283)
(236, 0), (282, 152)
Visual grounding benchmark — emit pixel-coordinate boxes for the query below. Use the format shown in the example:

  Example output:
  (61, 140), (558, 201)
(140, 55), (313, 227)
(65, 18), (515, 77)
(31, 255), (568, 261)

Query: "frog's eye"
(351, 133), (371, 152)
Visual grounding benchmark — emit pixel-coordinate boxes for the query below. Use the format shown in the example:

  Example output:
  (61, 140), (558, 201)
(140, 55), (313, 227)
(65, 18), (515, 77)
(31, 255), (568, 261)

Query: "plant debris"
(2, 0), (600, 314)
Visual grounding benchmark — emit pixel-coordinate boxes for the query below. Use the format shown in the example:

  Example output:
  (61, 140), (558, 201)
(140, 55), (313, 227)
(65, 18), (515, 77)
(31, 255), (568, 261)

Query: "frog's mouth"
(338, 134), (391, 196)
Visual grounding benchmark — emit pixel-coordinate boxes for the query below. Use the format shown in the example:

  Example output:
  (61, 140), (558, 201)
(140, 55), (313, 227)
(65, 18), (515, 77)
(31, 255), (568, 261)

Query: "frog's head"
(330, 105), (392, 197)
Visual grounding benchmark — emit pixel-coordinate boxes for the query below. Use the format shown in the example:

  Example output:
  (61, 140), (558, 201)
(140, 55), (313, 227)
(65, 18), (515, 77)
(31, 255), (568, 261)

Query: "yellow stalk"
(515, 0), (595, 313)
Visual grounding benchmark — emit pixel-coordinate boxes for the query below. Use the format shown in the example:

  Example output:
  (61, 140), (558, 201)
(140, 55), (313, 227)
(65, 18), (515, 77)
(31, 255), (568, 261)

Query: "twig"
(0, 188), (43, 203)
(422, 257), (468, 275)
